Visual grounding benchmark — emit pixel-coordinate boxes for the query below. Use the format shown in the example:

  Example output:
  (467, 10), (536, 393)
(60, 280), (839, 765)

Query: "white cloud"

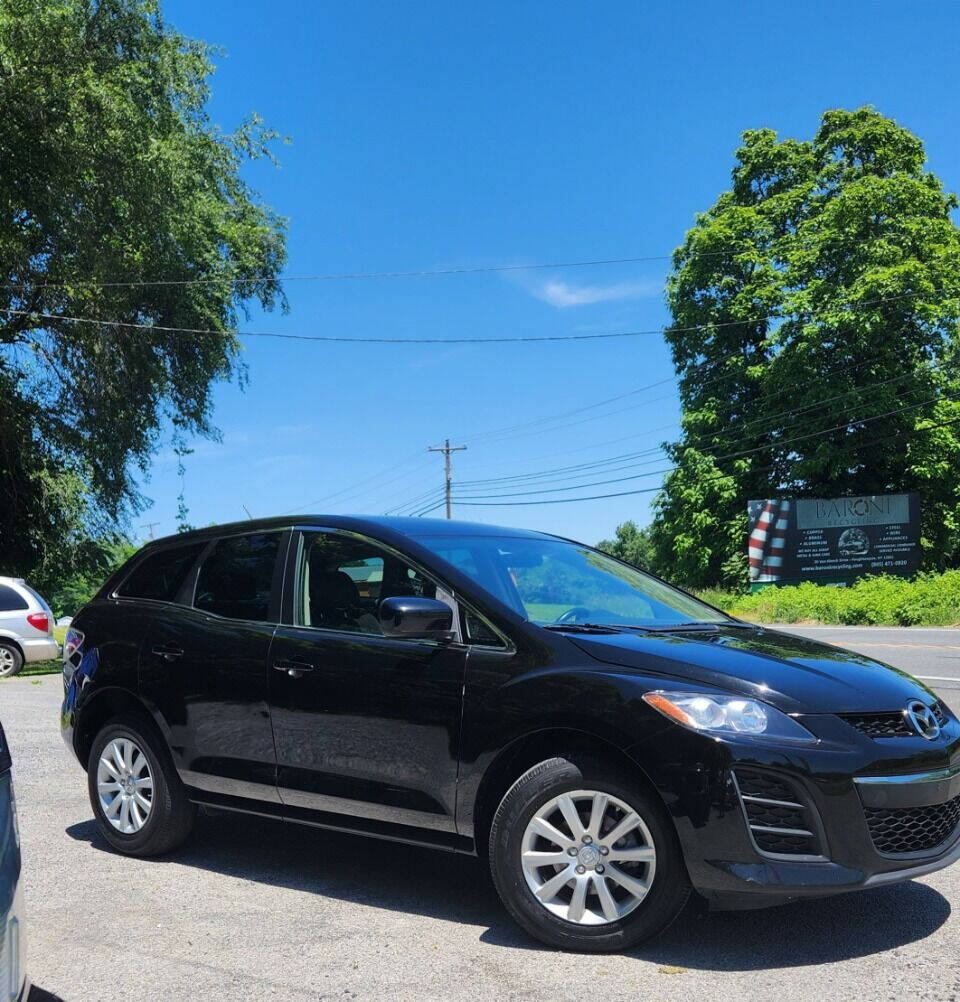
(521, 276), (662, 309)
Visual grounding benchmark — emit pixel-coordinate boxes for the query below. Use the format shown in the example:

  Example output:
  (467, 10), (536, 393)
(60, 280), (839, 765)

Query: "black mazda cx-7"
(61, 517), (960, 951)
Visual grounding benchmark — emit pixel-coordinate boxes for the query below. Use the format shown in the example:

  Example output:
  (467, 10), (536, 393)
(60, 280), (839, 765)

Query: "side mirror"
(379, 596), (454, 641)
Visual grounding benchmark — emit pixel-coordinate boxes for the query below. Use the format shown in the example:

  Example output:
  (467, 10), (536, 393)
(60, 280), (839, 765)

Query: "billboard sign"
(747, 493), (920, 585)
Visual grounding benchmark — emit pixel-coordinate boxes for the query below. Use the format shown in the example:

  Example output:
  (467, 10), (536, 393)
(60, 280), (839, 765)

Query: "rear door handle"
(152, 645), (183, 662)
(273, 659), (315, 678)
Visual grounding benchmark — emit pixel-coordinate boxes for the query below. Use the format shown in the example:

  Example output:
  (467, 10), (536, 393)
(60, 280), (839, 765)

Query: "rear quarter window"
(0, 585), (28, 612)
(115, 542), (207, 602)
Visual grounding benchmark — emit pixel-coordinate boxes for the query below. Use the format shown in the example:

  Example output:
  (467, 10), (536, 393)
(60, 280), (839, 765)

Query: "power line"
(0, 290), (936, 346)
(456, 363), (936, 492)
(2, 255), (671, 291)
(453, 390), (959, 504)
(411, 499), (448, 518)
(282, 341), (946, 516)
(0, 238), (846, 292)
(384, 485), (447, 516)
(454, 413), (960, 508)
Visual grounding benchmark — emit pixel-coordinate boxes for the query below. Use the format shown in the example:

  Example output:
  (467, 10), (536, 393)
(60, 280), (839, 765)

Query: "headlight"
(642, 690), (817, 744)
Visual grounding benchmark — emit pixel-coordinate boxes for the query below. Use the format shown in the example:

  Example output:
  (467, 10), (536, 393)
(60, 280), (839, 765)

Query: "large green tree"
(651, 108), (960, 589)
(597, 520), (654, 570)
(0, 0), (286, 593)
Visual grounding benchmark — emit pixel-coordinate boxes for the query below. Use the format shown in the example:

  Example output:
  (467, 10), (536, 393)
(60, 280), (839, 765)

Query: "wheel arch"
(469, 726), (666, 859)
(74, 685), (171, 771)
(0, 634), (24, 659)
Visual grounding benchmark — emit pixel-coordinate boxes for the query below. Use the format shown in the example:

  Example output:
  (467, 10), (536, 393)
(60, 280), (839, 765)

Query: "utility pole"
(139, 521), (160, 541)
(427, 438), (467, 519)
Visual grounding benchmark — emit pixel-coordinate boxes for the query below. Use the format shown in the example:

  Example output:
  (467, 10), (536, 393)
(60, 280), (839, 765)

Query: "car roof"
(0, 576), (27, 587)
(147, 515), (559, 549)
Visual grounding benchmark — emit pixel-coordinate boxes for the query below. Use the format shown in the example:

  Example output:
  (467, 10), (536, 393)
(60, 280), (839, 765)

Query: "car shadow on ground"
(66, 811), (950, 971)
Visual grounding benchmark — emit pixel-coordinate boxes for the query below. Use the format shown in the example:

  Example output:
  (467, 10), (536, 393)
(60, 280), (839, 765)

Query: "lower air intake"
(864, 792), (960, 856)
(733, 769), (823, 858)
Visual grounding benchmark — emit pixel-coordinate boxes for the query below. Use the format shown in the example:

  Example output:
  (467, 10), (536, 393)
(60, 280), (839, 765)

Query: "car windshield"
(410, 534), (728, 628)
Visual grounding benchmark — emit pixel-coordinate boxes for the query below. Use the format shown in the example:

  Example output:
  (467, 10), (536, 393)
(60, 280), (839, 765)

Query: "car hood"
(567, 624), (937, 714)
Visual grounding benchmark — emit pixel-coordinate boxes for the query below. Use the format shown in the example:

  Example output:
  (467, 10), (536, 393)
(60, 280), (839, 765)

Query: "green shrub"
(709, 572), (960, 626)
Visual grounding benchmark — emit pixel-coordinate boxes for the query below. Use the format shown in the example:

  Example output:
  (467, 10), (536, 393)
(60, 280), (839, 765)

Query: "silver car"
(0, 578), (58, 678)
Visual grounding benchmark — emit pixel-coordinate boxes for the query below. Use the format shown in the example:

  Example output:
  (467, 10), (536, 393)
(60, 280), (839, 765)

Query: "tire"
(0, 642), (23, 678)
(489, 754), (690, 952)
(87, 717), (196, 856)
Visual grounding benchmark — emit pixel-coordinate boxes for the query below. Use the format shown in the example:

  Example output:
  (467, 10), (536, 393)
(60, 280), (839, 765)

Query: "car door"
(268, 528), (467, 840)
(140, 529), (288, 806)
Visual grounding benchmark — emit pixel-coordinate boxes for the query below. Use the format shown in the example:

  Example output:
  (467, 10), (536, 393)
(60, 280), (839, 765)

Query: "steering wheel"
(555, 606), (594, 624)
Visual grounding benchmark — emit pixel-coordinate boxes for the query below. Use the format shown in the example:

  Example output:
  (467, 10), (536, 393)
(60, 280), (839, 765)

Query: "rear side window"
(194, 532), (282, 622)
(116, 542), (206, 602)
(0, 585), (28, 612)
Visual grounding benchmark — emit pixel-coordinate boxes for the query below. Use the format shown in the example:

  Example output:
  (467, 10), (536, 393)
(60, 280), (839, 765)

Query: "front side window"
(194, 532), (282, 622)
(298, 532), (440, 635)
(116, 542), (206, 602)
(411, 534), (728, 628)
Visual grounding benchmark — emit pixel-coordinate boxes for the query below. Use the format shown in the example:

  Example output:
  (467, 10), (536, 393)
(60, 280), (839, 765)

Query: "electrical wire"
(453, 390), (959, 503)
(455, 363), (938, 491)
(453, 413), (960, 508)
(0, 238), (855, 291)
(0, 290), (935, 346)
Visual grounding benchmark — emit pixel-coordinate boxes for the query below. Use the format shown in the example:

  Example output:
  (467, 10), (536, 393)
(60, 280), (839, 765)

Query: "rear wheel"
(0, 642), (23, 678)
(87, 718), (196, 856)
(489, 754), (690, 952)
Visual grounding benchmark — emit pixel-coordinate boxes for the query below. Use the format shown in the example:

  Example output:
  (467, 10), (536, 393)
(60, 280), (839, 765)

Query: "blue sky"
(141, 0), (960, 544)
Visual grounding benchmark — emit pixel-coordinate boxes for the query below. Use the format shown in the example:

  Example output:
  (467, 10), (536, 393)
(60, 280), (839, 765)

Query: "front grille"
(864, 792), (960, 856)
(733, 769), (823, 858)
(841, 703), (948, 738)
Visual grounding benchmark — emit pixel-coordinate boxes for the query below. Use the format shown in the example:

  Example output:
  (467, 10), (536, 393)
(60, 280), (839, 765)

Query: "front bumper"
(628, 709), (960, 908)
(19, 638), (58, 665)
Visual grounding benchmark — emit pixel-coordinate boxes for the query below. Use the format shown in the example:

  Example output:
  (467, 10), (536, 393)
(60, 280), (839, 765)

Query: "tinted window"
(0, 585), (28, 612)
(194, 533), (282, 622)
(116, 543), (206, 602)
(299, 532), (440, 635)
(464, 609), (504, 647)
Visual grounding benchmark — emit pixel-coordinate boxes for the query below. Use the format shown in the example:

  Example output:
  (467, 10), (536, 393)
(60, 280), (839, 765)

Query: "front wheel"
(489, 754), (690, 951)
(87, 718), (196, 856)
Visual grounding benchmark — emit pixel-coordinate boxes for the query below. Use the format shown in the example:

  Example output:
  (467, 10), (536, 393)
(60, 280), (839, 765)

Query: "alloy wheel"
(0, 646), (15, 676)
(96, 737), (154, 834)
(520, 788), (657, 925)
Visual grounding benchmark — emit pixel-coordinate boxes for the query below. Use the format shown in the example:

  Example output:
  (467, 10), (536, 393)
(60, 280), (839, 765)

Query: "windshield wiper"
(541, 623), (621, 634)
(618, 621), (753, 633)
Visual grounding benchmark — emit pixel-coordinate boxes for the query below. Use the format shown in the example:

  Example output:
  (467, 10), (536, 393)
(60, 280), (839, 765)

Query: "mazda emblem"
(905, 700), (941, 741)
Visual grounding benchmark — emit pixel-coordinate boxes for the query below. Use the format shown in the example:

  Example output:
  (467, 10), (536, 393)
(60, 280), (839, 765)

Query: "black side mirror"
(379, 596), (454, 641)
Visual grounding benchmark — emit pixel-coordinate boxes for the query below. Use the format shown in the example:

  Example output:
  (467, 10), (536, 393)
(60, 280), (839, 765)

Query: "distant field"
(523, 603), (570, 623)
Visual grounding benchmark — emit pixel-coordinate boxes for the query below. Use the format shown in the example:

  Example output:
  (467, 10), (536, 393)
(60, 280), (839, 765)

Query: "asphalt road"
(2, 631), (959, 1002)
(778, 625), (960, 715)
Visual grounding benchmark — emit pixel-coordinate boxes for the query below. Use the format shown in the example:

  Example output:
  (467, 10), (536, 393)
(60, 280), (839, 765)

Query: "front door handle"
(152, 645), (183, 662)
(273, 659), (315, 678)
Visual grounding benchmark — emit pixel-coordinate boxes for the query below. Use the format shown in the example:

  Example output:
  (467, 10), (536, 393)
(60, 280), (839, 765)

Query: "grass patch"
(697, 572), (960, 626)
(524, 603), (572, 622)
(0, 626), (65, 680)
(0, 661), (62, 679)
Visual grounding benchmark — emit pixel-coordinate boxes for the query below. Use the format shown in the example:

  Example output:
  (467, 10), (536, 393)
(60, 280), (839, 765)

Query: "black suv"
(61, 517), (960, 951)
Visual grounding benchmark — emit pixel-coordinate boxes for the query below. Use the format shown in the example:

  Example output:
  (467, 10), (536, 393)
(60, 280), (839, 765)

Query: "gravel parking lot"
(5, 647), (960, 1002)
